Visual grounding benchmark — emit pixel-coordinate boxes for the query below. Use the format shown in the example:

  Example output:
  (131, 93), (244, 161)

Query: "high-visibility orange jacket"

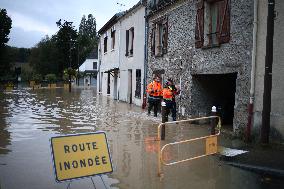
(162, 85), (179, 101)
(146, 81), (162, 97)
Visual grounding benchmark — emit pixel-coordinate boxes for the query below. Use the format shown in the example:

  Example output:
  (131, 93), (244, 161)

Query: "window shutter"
(155, 24), (161, 56)
(162, 18), (168, 54)
(126, 30), (129, 56)
(131, 28), (134, 54)
(150, 26), (156, 55)
(218, 0), (230, 44)
(195, 0), (204, 48)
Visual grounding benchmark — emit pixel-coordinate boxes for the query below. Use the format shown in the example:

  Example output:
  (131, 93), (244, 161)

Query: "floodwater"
(0, 88), (281, 189)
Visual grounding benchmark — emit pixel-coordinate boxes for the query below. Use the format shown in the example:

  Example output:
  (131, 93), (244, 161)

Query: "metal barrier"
(157, 116), (221, 177)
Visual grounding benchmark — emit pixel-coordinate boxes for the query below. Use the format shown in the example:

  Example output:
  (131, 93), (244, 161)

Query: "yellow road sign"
(50, 132), (113, 182)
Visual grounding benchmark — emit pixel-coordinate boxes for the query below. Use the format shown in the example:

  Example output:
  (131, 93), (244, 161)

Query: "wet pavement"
(0, 87), (283, 189)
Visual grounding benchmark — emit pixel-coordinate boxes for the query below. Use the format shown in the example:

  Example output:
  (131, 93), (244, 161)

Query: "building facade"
(79, 49), (98, 86)
(146, 0), (254, 133)
(98, 13), (123, 99)
(252, 0), (284, 141)
(118, 3), (146, 106)
(98, 2), (146, 106)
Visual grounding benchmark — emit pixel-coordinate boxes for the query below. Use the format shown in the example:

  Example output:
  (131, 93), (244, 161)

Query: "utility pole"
(66, 21), (73, 93)
(261, 0), (275, 144)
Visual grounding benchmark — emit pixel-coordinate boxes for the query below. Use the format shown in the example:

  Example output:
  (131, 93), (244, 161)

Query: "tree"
(0, 8), (12, 80)
(0, 8), (12, 47)
(56, 20), (78, 77)
(78, 14), (98, 66)
(29, 35), (59, 76)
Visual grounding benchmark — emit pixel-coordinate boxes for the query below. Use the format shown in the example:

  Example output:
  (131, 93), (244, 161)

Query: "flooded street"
(0, 88), (281, 189)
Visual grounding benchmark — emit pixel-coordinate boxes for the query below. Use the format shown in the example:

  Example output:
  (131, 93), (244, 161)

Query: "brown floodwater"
(0, 87), (281, 189)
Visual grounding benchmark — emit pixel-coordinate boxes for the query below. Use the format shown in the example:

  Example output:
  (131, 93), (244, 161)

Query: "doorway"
(192, 73), (237, 125)
(128, 69), (133, 104)
(114, 72), (118, 100)
(107, 73), (110, 95)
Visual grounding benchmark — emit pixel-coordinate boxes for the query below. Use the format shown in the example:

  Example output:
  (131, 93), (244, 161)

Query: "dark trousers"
(165, 101), (177, 121)
(148, 97), (160, 117)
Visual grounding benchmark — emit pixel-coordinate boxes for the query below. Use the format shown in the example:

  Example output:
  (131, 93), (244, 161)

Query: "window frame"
(93, 62), (97, 70)
(111, 29), (116, 50)
(195, 0), (230, 49)
(150, 17), (168, 57)
(135, 69), (141, 98)
(103, 36), (108, 53)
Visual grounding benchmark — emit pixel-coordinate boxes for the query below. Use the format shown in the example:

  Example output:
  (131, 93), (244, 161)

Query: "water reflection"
(0, 88), (283, 189)
(0, 92), (11, 154)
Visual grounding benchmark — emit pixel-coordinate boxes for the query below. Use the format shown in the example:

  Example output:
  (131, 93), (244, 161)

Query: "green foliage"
(21, 69), (33, 81)
(0, 9), (12, 79)
(0, 46), (12, 78)
(56, 20), (78, 76)
(31, 74), (42, 84)
(45, 74), (57, 83)
(63, 68), (77, 83)
(29, 35), (59, 76)
(78, 14), (98, 65)
(0, 8), (12, 47)
(64, 67), (77, 76)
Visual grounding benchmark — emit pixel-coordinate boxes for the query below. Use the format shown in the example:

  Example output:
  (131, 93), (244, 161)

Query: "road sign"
(205, 136), (218, 155)
(50, 132), (113, 182)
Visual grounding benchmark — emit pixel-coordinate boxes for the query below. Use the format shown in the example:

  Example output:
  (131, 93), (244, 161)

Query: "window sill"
(201, 44), (220, 49)
(154, 53), (164, 58)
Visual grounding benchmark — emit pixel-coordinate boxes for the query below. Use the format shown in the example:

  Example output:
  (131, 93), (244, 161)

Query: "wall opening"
(192, 73), (237, 126)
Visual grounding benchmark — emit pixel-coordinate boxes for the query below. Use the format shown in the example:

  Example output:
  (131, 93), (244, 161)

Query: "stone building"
(146, 0), (254, 133)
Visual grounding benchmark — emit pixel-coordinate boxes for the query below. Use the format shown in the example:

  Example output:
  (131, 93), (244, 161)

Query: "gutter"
(246, 0), (258, 142)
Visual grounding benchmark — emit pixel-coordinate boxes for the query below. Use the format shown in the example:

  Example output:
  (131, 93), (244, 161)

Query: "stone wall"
(146, 0), (254, 133)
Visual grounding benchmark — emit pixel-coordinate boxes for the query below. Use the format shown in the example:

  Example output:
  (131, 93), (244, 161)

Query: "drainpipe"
(98, 35), (102, 93)
(118, 21), (121, 100)
(246, 0), (259, 142)
(261, 0), (275, 144)
(142, 5), (149, 109)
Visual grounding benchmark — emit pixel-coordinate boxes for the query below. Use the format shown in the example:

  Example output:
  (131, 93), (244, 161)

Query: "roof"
(98, 1), (145, 34)
(119, 1), (144, 20)
(98, 12), (125, 34)
(87, 48), (98, 59)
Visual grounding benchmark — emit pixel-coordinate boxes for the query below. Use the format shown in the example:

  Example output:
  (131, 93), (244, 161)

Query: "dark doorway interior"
(107, 73), (110, 95)
(192, 73), (237, 125)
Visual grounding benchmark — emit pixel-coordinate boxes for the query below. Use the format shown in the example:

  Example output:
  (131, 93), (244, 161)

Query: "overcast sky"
(0, 0), (139, 48)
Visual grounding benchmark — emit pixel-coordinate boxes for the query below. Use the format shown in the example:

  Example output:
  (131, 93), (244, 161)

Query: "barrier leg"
(211, 106), (217, 135)
(161, 102), (167, 140)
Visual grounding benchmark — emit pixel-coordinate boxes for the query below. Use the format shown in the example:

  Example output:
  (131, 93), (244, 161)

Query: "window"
(103, 32), (108, 53)
(150, 18), (168, 56)
(195, 0), (230, 48)
(111, 29), (115, 50)
(135, 69), (141, 98)
(125, 27), (134, 56)
(93, 62), (97, 70)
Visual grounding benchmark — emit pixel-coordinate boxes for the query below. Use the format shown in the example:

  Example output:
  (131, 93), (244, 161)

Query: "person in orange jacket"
(162, 78), (180, 121)
(146, 75), (163, 117)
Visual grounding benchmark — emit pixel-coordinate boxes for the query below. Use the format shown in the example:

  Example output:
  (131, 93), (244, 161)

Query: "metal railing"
(157, 116), (221, 177)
